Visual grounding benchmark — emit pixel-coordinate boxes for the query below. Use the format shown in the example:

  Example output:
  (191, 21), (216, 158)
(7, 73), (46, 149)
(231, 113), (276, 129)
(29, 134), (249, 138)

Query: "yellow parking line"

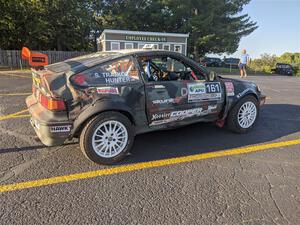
(0, 73), (31, 79)
(0, 109), (29, 121)
(1, 139), (300, 193)
(0, 93), (31, 96)
(9, 114), (30, 119)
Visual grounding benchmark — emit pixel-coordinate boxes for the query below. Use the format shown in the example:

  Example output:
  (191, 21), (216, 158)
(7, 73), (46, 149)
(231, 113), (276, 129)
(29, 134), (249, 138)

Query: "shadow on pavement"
(122, 104), (300, 164)
(0, 142), (77, 154)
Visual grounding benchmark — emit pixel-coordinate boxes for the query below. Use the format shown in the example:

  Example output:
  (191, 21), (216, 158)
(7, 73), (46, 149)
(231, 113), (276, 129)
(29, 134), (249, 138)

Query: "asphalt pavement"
(0, 71), (299, 225)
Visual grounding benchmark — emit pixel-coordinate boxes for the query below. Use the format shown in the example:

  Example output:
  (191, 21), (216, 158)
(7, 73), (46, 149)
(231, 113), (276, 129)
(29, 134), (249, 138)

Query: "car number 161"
(205, 82), (221, 93)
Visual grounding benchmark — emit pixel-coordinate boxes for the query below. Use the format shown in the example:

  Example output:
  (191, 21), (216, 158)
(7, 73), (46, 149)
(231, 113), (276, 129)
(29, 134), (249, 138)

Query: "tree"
(94, 0), (257, 57)
(162, 0), (258, 57)
(0, 0), (95, 50)
(1, 0), (257, 55)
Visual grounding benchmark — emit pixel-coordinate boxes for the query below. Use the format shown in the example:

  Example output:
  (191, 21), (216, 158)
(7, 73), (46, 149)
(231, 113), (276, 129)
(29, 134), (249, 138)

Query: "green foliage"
(249, 54), (277, 73)
(0, 0), (96, 50)
(95, 0), (257, 57)
(249, 53), (300, 75)
(0, 0), (257, 54)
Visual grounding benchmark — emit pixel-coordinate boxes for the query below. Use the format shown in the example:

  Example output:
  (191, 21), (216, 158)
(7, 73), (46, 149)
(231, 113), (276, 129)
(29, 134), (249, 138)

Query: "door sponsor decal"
(50, 125), (71, 133)
(224, 82), (235, 96)
(96, 87), (119, 95)
(152, 98), (175, 105)
(187, 82), (221, 102)
(237, 88), (251, 98)
(150, 105), (218, 126)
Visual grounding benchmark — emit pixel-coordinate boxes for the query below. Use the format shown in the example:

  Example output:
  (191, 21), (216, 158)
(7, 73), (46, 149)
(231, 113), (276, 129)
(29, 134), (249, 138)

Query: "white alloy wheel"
(237, 101), (257, 129)
(92, 120), (128, 158)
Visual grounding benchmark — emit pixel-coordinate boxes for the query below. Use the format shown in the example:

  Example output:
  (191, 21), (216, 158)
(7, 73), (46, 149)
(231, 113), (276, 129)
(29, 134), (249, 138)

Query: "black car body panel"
(26, 50), (266, 146)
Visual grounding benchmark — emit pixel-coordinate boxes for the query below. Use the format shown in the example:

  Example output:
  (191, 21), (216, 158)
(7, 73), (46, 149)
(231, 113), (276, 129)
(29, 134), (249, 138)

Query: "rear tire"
(80, 112), (134, 165)
(226, 95), (259, 133)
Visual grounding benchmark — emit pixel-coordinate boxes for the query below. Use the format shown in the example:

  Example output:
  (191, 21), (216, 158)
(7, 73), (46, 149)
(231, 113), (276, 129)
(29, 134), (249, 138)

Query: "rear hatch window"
(45, 52), (120, 74)
(70, 56), (140, 87)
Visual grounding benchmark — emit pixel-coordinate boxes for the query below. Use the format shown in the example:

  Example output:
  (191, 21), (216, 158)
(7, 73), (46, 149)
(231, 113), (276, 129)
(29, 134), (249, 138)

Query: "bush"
(249, 52), (300, 75)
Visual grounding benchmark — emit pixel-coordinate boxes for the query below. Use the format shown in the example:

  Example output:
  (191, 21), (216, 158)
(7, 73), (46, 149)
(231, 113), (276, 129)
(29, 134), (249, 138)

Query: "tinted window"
(71, 56), (140, 86)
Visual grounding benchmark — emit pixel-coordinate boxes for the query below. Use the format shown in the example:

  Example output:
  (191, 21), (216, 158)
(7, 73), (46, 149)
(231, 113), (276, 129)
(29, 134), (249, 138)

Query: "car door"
(138, 54), (224, 127)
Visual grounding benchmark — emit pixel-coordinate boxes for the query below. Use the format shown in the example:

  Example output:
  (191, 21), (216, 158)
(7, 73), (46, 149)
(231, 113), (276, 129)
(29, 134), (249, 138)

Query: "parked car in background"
(272, 63), (294, 76)
(201, 57), (223, 67)
(223, 58), (240, 69)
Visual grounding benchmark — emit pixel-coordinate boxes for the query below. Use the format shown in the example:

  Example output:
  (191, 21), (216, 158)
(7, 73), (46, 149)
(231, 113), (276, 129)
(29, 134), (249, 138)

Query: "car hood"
(219, 76), (259, 90)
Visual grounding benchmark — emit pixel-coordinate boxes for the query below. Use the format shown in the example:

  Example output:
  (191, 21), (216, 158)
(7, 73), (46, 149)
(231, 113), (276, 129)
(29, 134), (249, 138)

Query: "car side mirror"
(209, 71), (217, 81)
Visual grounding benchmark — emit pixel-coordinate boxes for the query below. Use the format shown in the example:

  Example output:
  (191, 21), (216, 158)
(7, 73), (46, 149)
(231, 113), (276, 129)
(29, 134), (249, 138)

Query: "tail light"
(72, 73), (87, 86)
(39, 93), (66, 111)
(32, 85), (36, 93)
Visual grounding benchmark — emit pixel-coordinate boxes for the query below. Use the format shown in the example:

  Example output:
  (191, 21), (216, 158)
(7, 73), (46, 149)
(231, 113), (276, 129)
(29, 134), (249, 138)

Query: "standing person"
(239, 49), (250, 78)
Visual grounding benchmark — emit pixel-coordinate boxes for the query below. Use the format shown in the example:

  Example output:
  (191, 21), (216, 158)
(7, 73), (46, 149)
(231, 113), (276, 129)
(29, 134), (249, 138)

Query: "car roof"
(45, 49), (208, 77)
(46, 50), (178, 74)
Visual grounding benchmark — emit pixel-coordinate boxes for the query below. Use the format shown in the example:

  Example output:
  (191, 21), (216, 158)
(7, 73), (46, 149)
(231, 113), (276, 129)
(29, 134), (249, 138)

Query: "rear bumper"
(26, 95), (72, 146)
(259, 95), (266, 106)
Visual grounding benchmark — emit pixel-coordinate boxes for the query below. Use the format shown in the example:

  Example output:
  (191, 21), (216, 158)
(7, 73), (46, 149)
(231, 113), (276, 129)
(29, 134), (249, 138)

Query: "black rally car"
(26, 50), (266, 164)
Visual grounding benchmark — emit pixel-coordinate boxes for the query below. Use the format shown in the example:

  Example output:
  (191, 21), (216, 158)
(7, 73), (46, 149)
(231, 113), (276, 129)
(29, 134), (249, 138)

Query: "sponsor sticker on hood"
(224, 82), (235, 96)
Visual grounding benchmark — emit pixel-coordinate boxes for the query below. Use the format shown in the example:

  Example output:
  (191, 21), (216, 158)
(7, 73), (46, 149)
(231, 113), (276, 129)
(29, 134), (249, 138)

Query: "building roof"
(98, 29), (189, 41)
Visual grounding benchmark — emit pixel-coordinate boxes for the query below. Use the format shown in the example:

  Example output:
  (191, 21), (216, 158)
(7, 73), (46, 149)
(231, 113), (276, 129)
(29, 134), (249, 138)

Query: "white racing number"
(205, 82), (221, 93)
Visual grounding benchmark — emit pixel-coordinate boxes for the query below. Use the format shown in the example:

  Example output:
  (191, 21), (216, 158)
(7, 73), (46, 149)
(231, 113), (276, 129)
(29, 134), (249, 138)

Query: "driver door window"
(139, 56), (204, 82)
(141, 55), (208, 126)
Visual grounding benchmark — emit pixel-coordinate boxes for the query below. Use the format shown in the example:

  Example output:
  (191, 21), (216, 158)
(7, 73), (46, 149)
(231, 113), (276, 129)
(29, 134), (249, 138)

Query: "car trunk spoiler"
(21, 47), (49, 69)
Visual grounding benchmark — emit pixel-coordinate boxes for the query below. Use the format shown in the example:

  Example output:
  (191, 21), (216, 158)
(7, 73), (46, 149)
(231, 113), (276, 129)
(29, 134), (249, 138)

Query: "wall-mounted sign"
(125, 35), (167, 42)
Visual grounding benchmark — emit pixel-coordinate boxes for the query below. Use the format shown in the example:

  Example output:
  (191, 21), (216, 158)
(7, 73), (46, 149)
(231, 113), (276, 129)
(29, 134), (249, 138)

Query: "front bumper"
(259, 94), (267, 106)
(26, 95), (73, 146)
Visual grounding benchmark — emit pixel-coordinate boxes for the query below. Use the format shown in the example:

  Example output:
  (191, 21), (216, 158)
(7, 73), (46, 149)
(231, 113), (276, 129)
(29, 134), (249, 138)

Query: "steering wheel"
(178, 71), (191, 80)
(151, 71), (159, 81)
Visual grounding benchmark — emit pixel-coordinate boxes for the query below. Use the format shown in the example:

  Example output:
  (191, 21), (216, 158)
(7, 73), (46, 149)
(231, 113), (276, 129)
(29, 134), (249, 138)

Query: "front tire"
(226, 95), (259, 133)
(80, 112), (134, 165)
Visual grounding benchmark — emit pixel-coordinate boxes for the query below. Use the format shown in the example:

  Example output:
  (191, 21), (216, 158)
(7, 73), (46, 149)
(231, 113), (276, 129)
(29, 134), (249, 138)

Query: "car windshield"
(46, 52), (121, 73)
(277, 64), (292, 69)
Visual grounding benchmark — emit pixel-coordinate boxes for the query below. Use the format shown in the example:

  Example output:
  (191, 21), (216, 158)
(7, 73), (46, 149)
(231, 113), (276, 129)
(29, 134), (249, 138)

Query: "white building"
(97, 29), (189, 55)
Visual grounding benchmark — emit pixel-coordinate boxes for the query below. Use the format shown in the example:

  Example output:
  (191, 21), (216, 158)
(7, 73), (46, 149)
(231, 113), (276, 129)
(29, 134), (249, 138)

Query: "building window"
(138, 43), (145, 49)
(111, 42), (120, 51)
(152, 44), (158, 49)
(174, 45), (182, 53)
(163, 44), (170, 51)
(125, 43), (134, 49)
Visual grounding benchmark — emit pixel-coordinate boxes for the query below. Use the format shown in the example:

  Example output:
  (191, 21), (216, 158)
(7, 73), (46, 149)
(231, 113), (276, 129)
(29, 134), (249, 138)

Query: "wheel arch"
(222, 90), (259, 120)
(71, 101), (135, 138)
(232, 89), (259, 108)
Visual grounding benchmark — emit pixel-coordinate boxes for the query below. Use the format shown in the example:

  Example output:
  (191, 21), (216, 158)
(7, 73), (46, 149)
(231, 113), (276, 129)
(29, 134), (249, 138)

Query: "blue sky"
(209, 0), (300, 59)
